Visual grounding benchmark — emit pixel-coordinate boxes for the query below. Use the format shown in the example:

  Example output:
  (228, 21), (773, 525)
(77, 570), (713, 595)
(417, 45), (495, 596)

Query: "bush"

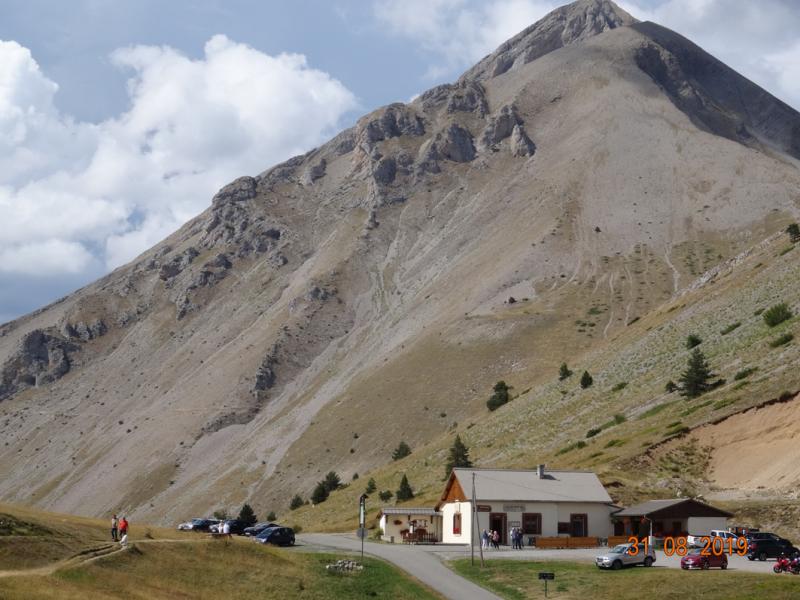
(237, 503), (257, 527)
(613, 413), (626, 425)
(586, 427), (602, 438)
(289, 495), (304, 511)
(487, 381), (511, 411)
(266, 511), (277, 522)
(763, 303), (793, 327)
(212, 509), (229, 520)
(770, 333), (794, 347)
(733, 367), (756, 381)
(720, 322), (741, 335)
(604, 439), (625, 448)
(323, 471), (342, 492)
(611, 382), (627, 392)
(686, 334), (702, 349)
(311, 482), (329, 504)
(556, 440), (587, 455)
(665, 380), (678, 393)
(580, 371), (593, 389)
(396, 475), (414, 501)
(787, 223), (800, 243)
(378, 490), (393, 502)
(559, 363), (573, 381)
(365, 478), (377, 494)
(392, 441), (412, 461)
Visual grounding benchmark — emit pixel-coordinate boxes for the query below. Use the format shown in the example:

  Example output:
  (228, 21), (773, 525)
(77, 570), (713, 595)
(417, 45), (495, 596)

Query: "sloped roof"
(379, 507), (440, 516)
(613, 498), (733, 518)
(444, 468), (613, 504)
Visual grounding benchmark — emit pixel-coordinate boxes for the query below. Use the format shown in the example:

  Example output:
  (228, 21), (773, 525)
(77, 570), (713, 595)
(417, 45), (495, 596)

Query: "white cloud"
(0, 34), (358, 283)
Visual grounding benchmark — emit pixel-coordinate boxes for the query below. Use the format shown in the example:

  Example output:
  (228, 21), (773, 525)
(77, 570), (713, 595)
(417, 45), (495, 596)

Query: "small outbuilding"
(612, 498), (732, 539)
(378, 507), (442, 543)
(437, 466), (616, 545)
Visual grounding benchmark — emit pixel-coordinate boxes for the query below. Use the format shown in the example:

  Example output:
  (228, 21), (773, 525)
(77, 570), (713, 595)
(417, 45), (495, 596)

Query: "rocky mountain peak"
(461, 0), (637, 81)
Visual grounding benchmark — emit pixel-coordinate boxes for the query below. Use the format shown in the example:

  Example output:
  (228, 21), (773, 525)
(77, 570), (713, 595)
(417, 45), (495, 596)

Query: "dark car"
(254, 526), (295, 546)
(216, 519), (248, 535)
(244, 522), (279, 537)
(180, 518), (218, 532)
(681, 548), (728, 570)
(747, 538), (798, 561)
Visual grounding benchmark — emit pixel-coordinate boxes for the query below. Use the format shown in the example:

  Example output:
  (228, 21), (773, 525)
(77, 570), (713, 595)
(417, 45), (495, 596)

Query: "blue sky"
(1, 0), (799, 324)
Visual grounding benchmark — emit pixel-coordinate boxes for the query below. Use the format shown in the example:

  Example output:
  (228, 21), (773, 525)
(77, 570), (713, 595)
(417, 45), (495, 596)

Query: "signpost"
(538, 572), (555, 598)
(358, 494), (367, 561)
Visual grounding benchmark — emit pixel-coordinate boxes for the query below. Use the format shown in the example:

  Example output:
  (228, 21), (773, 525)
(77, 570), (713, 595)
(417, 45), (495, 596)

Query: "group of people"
(480, 527), (528, 549)
(111, 514), (130, 546)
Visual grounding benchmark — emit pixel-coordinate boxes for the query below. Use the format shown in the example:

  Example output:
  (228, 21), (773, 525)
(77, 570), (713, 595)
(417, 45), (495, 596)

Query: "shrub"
(289, 495), (304, 510)
(613, 413), (626, 425)
(378, 490), (393, 502)
(733, 367), (756, 381)
(559, 363), (573, 381)
(487, 381), (511, 411)
(754, 308), (764, 316)
(396, 475), (414, 501)
(665, 380), (678, 393)
(237, 503), (258, 527)
(720, 322), (741, 335)
(323, 471), (342, 492)
(212, 509), (229, 520)
(604, 439), (625, 448)
(611, 382), (628, 392)
(311, 482), (329, 504)
(586, 427), (602, 438)
(580, 371), (594, 389)
(787, 223), (800, 243)
(763, 303), (793, 327)
(779, 391), (796, 402)
(557, 440), (587, 455)
(365, 478), (377, 494)
(686, 334), (702, 349)
(266, 511), (277, 522)
(352, 473), (359, 480)
(679, 349), (714, 398)
(770, 333), (794, 347)
(392, 441), (412, 461)
(779, 246), (795, 256)
(732, 380), (750, 390)
(713, 398), (736, 410)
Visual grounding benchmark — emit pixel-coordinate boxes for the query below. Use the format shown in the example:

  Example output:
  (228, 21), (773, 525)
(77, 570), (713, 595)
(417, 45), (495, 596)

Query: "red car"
(681, 548), (728, 570)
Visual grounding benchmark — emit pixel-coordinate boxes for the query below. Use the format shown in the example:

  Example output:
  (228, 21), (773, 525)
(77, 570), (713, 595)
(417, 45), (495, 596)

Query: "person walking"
(481, 529), (489, 549)
(111, 514), (118, 542)
(492, 530), (500, 549)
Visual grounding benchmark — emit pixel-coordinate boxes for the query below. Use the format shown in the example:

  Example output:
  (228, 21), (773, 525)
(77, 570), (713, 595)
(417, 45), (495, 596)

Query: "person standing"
(222, 520), (231, 538)
(111, 514), (118, 542)
(492, 530), (500, 549)
(481, 529), (489, 549)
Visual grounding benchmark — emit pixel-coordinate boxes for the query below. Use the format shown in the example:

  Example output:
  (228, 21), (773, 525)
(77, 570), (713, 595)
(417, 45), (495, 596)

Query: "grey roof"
(380, 507), (440, 516)
(613, 498), (732, 517)
(451, 468), (613, 503)
(613, 499), (687, 516)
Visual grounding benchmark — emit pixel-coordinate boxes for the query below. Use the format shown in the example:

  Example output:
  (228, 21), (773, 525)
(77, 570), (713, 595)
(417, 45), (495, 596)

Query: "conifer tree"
(559, 363), (573, 380)
(365, 477), (377, 494)
(237, 503), (257, 527)
(289, 494), (304, 510)
(679, 348), (714, 398)
(580, 371), (593, 389)
(323, 471), (342, 492)
(396, 474), (414, 501)
(392, 441), (412, 461)
(444, 435), (473, 478)
(311, 481), (329, 504)
(486, 380), (511, 411)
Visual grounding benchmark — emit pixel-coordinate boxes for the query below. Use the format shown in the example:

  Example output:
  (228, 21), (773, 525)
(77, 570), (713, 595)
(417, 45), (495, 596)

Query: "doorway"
(570, 514), (588, 537)
(489, 513), (507, 545)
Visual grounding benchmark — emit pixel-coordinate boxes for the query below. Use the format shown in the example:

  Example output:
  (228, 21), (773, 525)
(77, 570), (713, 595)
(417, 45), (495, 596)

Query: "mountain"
(1, 0), (799, 526)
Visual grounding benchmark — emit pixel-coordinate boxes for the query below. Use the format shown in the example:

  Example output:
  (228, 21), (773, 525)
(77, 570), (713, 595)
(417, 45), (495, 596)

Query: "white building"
(612, 498), (732, 539)
(437, 466), (616, 545)
(378, 507), (441, 543)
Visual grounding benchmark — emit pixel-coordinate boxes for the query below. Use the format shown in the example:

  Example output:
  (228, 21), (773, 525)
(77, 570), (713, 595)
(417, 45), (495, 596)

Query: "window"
(453, 512), (462, 535)
(522, 513), (541, 535)
(557, 522), (570, 534)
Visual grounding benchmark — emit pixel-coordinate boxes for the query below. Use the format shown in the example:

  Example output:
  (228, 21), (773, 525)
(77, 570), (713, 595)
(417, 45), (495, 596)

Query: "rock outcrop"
(0, 330), (78, 401)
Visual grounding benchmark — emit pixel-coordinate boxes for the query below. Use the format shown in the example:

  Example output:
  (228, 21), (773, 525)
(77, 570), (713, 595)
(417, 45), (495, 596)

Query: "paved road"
(297, 533), (500, 600)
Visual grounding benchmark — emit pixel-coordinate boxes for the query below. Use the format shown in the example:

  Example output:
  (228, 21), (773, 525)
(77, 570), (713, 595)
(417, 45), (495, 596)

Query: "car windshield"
(191, 519), (205, 525)
(687, 548), (703, 555)
(610, 545), (630, 554)
(257, 527), (277, 537)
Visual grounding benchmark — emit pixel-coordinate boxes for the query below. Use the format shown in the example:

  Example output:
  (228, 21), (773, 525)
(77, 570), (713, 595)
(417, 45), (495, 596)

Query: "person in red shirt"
(119, 517), (129, 538)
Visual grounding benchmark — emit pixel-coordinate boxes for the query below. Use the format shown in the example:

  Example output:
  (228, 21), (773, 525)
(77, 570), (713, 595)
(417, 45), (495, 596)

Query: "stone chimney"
(537, 464), (546, 479)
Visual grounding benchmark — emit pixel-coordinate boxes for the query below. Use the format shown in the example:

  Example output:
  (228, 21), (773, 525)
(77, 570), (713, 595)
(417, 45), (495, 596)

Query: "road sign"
(538, 573), (555, 580)
(357, 527), (368, 539)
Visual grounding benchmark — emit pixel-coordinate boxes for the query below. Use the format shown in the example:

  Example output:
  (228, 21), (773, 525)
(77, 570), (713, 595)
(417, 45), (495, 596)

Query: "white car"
(596, 543), (656, 570)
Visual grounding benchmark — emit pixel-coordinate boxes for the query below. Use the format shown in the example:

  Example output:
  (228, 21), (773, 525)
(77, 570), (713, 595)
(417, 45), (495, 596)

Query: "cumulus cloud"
(374, 0), (800, 111)
(0, 35), (357, 293)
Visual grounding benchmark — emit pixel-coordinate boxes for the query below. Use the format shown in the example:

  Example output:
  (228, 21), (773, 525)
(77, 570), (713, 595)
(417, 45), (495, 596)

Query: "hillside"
(1, 0), (799, 527)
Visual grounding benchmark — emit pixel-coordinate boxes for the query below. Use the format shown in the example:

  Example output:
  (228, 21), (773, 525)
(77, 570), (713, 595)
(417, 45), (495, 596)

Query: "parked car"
(178, 518), (218, 532)
(244, 522), (279, 537)
(710, 530), (739, 541)
(747, 538), (798, 561)
(211, 519), (248, 535)
(254, 526), (295, 547)
(596, 543), (656, 570)
(681, 547), (728, 570)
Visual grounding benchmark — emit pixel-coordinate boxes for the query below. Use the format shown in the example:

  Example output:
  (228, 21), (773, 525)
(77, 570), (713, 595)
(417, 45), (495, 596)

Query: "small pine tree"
(665, 380), (678, 393)
(392, 441), (412, 461)
(787, 223), (800, 243)
(686, 334), (702, 349)
(378, 490), (393, 502)
(679, 348), (714, 398)
(444, 434), (473, 478)
(580, 371), (593, 389)
(396, 474), (414, 501)
(289, 494), (304, 510)
(486, 380), (511, 411)
(266, 511), (277, 522)
(323, 471), (342, 492)
(311, 481), (329, 504)
(559, 363), (573, 380)
(237, 503), (257, 527)
(352, 473), (359, 480)
(365, 478), (377, 494)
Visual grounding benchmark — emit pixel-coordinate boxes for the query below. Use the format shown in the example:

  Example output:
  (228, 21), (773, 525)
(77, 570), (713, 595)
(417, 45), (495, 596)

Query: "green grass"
(681, 400), (712, 416)
(769, 333), (794, 347)
(639, 401), (676, 419)
(763, 303), (793, 327)
(779, 246), (795, 256)
(611, 382), (628, 392)
(733, 367), (757, 381)
(450, 559), (800, 600)
(720, 322), (742, 335)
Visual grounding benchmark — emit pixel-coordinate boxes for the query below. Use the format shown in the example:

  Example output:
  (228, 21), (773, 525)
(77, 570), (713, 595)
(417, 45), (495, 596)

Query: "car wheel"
(701, 561), (709, 570)
(759, 552), (767, 562)
(747, 555), (755, 561)
(612, 560), (622, 570)
(644, 557), (653, 567)
(721, 562), (727, 570)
